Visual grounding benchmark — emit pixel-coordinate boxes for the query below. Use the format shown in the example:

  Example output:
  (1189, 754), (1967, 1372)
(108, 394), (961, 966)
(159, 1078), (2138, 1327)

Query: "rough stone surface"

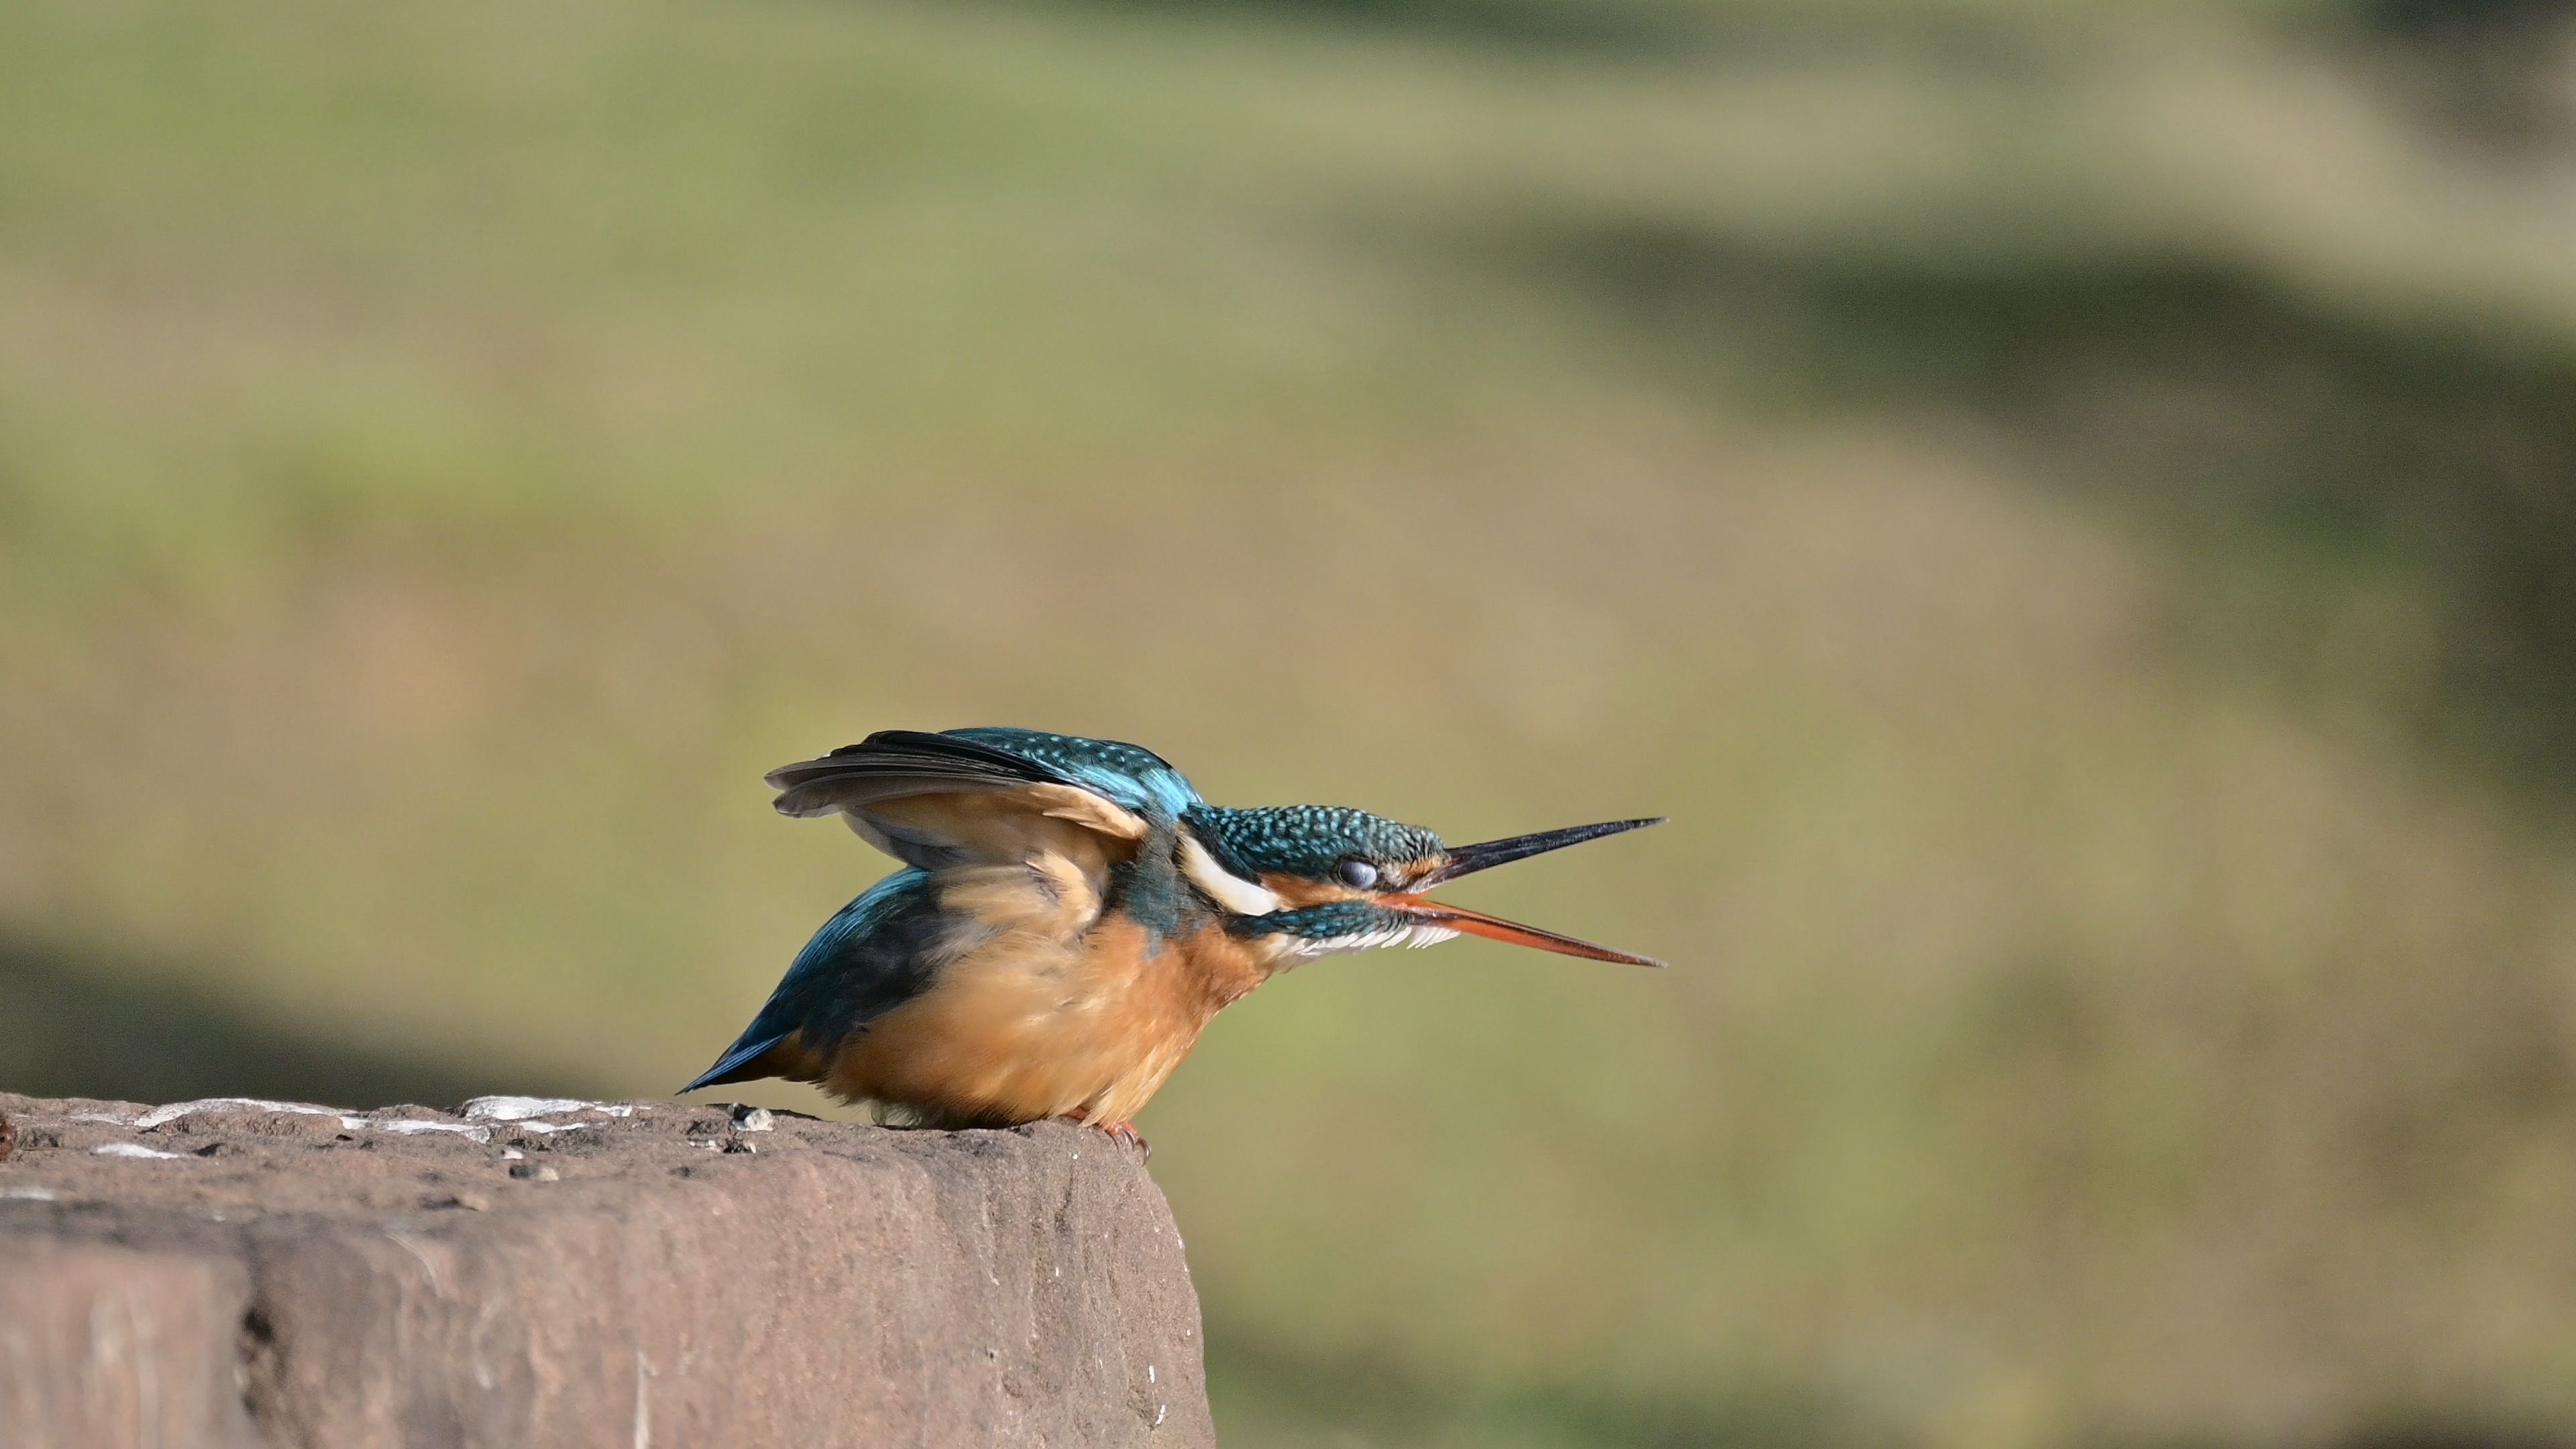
(0, 1091), (1215, 1449)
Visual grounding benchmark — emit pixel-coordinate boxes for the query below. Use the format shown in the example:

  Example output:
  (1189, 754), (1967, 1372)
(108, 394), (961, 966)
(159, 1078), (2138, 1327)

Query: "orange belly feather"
(823, 865), (1271, 1128)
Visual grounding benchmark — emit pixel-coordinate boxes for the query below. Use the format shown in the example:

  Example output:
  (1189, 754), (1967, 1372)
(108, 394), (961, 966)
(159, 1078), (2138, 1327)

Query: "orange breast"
(828, 916), (1269, 1128)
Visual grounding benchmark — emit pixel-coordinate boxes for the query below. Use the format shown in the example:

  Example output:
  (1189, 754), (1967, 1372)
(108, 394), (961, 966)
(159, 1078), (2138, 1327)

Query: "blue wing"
(678, 868), (945, 1092)
(936, 728), (1202, 818)
(763, 728), (1203, 869)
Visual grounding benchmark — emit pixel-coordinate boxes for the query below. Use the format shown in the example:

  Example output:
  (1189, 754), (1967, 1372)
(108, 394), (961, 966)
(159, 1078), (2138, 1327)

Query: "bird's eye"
(1336, 858), (1379, 889)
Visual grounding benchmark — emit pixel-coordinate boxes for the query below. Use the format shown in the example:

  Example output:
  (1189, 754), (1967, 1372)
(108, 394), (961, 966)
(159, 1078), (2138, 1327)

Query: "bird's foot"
(1057, 1115), (1151, 1161)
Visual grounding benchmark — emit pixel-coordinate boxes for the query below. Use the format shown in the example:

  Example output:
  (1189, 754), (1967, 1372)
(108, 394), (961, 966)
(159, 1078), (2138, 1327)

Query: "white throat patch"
(1287, 922), (1461, 959)
(1178, 833), (1282, 916)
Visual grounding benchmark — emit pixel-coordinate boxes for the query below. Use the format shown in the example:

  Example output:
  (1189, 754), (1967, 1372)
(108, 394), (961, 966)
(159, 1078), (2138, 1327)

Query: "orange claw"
(1102, 1120), (1150, 1160)
(1057, 1114), (1151, 1161)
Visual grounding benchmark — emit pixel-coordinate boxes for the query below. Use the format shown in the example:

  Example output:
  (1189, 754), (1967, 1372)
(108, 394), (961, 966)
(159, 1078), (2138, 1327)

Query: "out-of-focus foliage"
(5, 2), (2576, 1446)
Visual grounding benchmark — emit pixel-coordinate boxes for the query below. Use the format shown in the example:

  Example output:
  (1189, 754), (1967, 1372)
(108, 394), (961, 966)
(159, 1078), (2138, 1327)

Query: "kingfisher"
(682, 727), (1662, 1146)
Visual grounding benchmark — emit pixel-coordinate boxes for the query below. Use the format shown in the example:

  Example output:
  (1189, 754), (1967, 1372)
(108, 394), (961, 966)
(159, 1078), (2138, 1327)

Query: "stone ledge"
(0, 1091), (1214, 1449)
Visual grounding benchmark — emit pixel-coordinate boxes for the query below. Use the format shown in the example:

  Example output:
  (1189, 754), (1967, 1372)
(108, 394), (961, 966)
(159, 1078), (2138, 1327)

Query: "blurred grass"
(6, 1), (2576, 1446)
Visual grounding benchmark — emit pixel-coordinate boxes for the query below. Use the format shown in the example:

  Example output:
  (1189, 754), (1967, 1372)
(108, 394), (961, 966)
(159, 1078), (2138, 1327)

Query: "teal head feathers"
(1183, 803), (1665, 965)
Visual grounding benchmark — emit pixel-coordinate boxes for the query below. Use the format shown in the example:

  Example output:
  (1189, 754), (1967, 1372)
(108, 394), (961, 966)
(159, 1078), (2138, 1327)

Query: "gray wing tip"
(772, 788), (837, 818)
(680, 1034), (782, 1093)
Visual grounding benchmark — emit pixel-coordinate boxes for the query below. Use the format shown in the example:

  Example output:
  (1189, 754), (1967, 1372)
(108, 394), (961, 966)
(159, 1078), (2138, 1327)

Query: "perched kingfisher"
(682, 728), (1663, 1146)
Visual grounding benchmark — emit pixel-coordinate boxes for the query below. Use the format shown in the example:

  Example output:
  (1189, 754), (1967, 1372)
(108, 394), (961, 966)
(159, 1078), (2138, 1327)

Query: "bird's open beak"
(1387, 817), (1667, 967)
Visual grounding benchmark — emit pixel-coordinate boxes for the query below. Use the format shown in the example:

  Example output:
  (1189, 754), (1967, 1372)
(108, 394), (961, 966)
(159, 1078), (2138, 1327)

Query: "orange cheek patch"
(1257, 855), (1446, 906)
(1258, 873), (1364, 909)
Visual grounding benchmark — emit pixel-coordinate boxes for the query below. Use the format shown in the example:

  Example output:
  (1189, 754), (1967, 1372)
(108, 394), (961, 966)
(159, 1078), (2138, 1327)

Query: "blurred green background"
(7, 0), (2576, 1444)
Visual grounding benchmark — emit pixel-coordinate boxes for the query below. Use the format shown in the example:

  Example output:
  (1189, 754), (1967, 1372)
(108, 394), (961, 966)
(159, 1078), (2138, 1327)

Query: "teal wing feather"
(935, 727), (1202, 817)
(764, 728), (1201, 869)
(679, 868), (945, 1092)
